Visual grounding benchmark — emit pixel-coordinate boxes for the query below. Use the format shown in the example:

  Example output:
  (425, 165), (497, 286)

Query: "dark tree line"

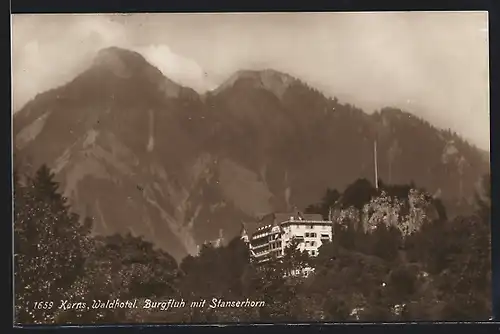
(14, 165), (491, 324)
(305, 176), (491, 320)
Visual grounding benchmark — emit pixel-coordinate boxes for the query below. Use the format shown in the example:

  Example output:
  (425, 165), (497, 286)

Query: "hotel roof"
(274, 212), (323, 223)
(243, 212), (327, 236)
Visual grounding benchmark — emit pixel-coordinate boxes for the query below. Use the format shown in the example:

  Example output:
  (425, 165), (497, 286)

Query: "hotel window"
(305, 232), (309, 237)
(305, 241), (310, 246)
(311, 250), (316, 256)
(311, 241), (316, 247)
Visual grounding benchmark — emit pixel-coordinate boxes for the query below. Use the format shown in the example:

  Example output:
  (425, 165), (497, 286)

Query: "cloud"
(134, 44), (216, 92)
(12, 15), (212, 112)
(12, 15), (126, 111)
(11, 13), (489, 150)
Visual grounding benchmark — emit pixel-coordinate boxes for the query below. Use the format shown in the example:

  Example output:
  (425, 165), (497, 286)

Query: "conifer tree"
(14, 165), (93, 324)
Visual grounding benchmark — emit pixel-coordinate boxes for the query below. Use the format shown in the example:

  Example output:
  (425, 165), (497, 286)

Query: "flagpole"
(374, 140), (379, 190)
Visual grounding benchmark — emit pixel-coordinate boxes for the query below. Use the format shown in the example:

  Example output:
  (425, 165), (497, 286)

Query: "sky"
(12, 12), (490, 150)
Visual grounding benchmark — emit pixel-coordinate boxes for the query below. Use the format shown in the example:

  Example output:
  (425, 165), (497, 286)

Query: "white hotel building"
(241, 212), (333, 264)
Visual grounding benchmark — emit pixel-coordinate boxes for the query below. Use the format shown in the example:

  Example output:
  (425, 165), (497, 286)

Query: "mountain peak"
(235, 69), (295, 81)
(94, 47), (146, 66)
(91, 47), (189, 98)
(92, 46), (162, 80)
(213, 68), (297, 98)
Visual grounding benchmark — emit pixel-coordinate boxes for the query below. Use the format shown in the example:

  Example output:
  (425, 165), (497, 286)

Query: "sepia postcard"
(12, 12), (491, 325)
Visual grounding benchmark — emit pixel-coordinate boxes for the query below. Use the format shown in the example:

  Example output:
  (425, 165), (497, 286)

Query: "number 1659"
(33, 301), (54, 309)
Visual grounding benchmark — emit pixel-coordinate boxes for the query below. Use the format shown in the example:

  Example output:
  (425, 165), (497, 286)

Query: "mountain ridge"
(13, 47), (490, 261)
(12, 46), (492, 155)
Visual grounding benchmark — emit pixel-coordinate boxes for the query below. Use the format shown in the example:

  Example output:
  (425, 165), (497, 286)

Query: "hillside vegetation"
(14, 165), (491, 323)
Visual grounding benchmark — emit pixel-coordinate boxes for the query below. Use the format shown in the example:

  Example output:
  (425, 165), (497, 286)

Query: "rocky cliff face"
(13, 47), (490, 261)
